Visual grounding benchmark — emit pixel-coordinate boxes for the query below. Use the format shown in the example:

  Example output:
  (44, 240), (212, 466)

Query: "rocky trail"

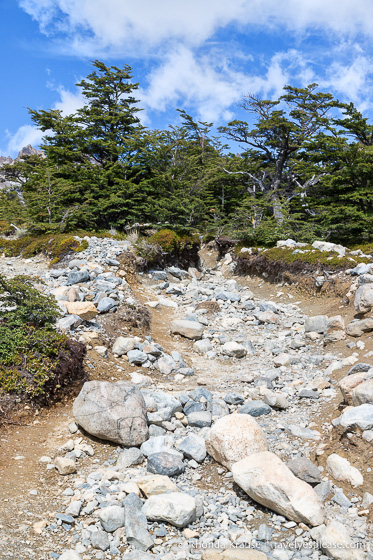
(0, 238), (372, 560)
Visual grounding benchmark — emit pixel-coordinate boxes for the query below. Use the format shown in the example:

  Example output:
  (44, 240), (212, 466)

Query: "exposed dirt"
(0, 248), (372, 558)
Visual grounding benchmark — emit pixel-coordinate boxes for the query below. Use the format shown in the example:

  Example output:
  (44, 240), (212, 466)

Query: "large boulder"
(354, 284), (373, 314)
(205, 414), (267, 469)
(334, 403), (373, 431)
(170, 320), (204, 340)
(339, 370), (373, 404)
(232, 451), (324, 526)
(73, 381), (149, 445)
(64, 302), (98, 321)
(352, 379), (373, 405)
(142, 492), (197, 528)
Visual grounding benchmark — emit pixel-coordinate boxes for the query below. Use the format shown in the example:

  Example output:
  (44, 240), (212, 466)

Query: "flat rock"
(286, 457), (322, 485)
(305, 315), (328, 334)
(142, 491), (197, 528)
(64, 301), (98, 321)
(311, 520), (366, 559)
(354, 283), (373, 313)
(221, 341), (247, 358)
(147, 452), (185, 477)
(232, 451), (324, 526)
(124, 492), (154, 551)
(73, 381), (148, 446)
(352, 379), (373, 405)
(205, 414), (267, 469)
(112, 336), (137, 356)
(98, 505), (125, 532)
(239, 401), (271, 417)
(177, 434), (206, 463)
(170, 319), (204, 340)
(346, 318), (373, 337)
(136, 475), (179, 497)
(54, 457), (76, 475)
(117, 448), (144, 469)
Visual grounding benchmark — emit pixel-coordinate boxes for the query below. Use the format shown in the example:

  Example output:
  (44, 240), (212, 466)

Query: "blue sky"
(2, 0), (373, 157)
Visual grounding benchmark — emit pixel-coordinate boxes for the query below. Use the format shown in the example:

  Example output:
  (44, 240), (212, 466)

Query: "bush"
(0, 275), (85, 399)
(0, 234), (88, 263)
(135, 228), (200, 268)
(0, 221), (16, 236)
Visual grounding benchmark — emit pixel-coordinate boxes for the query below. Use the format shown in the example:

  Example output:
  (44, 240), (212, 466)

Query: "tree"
(218, 84), (337, 223)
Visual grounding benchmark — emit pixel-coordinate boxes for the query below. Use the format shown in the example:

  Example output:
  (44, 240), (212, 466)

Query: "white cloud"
(5, 125), (44, 155)
(19, 0), (373, 57)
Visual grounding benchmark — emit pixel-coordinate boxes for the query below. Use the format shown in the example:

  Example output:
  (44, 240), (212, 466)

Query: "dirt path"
(0, 249), (372, 558)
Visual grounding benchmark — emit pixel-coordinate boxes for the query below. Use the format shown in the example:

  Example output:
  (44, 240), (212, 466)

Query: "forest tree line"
(1, 60), (372, 246)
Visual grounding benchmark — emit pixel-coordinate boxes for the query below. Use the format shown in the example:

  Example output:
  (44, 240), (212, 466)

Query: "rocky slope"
(0, 237), (372, 560)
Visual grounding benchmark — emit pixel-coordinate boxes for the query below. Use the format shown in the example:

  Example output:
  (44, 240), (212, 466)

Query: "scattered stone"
(286, 457), (322, 485)
(326, 454), (364, 487)
(143, 492), (197, 528)
(170, 319), (204, 340)
(54, 457), (76, 475)
(147, 452), (185, 477)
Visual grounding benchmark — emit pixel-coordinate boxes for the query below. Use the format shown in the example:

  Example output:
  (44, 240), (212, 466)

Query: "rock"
(98, 505), (125, 532)
(65, 500), (82, 517)
(287, 424), (321, 440)
(112, 336), (136, 356)
(346, 318), (373, 337)
(136, 475), (179, 497)
(117, 448), (144, 469)
(97, 297), (116, 313)
(91, 531), (110, 551)
(168, 266), (188, 279)
(273, 352), (290, 367)
(352, 379), (373, 405)
(286, 457), (322, 485)
(177, 434), (206, 463)
(216, 291), (241, 302)
(194, 339), (213, 354)
(205, 414), (267, 469)
(347, 363), (372, 375)
(232, 451), (324, 526)
(157, 355), (177, 374)
(127, 349), (148, 364)
(54, 457), (76, 475)
(238, 401), (271, 417)
(310, 520), (366, 559)
(124, 493), (154, 551)
(57, 315), (82, 332)
(335, 403), (373, 431)
(59, 552), (82, 560)
(256, 310), (278, 324)
(64, 301), (98, 320)
(170, 319), (204, 340)
(312, 240), (346, 256)
(314, 481), (333, 502)
(67, 270), (90, 285)
(211, 399), (230, 419)
(141, 435), (181, 458)
(304, 315), (328, 334)
(142, 492), (197, 528)
(224, 392), (244, 405)
(94, 345), (108, 357)
(362, 492), (373, 508)
(326, 453), (364, 487)
(73, 381), (148, 446)
(187, 411), (212, 427)
(339, 371), (373, 404)
(325, 315), (346, 343)
(221, 341), (247, 358)
(147, 452), (185, 477)
(354, 283), (373, 313)
(203, 550), (268, 560)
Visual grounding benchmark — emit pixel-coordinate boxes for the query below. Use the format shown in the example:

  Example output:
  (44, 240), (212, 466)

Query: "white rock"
(205, 414), (267, 469)
(221, 341), (247, 358)
(59, 552), (82, 560)
(232, 451), (324, 526)
(170, 319), (204, 340)
(142, 492), (197, 528)
(326, 454), (363, 487)
(310, 520), (366, 559)
(354, 284), (373, 314)
(352, 379), (373, 405)
(193, 339), (213, 354)
(112, 336), (136, 356)
(54, 457), (76, 475)
(335, 403), (373, 431)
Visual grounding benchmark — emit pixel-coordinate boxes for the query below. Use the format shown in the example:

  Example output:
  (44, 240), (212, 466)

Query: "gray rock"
(57, 315), (82, 331)
(91, 531), (110, 551)
(216, 291), (241, 302)
(177, 434), (206, 463)
(127, 350), (148, 365)
(97, 297), (116, 313)
(170, 319), (204, 340)
(124, 493), (154, 551)
(304, 315), (328, 334)
(314, 480), (333, 502)
(224, 392), (245, 405)
(73, 381), (149, 446)
(157, 355), (177, 374)
(346, 318), (373, 337)
(189, 388), (212, 402)
(168, 266), (188, 279)
(286, 457), (322, 485)
(287, 424), (321, 440)
(187, 411), (212, 427)
(147, 452), (185, 477)
(67, 270), (90, 285)
(347, 363), (372, 376)
(193, 339), (212, 354)
(332, 488), (352, 508)
(239, 401), (271, 417)
(112, 336), (136, 356)
(98, 505), (125, 532)
(140, 435), (182, 459)
(335, 403), (373, 430)
(211, 399), (230, 419)
(117, 448), (144, 469)
(150, 270), (167, 281)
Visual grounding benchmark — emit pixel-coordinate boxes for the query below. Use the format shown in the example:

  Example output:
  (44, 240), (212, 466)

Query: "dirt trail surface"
(0, 245), (372, 559)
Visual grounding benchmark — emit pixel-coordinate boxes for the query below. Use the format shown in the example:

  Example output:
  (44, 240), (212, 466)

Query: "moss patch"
(0, 234), (88, 263)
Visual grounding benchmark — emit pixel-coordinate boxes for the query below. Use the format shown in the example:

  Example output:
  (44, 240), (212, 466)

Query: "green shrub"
(0, 275), (85, 398)
(0, 234), (88, 263)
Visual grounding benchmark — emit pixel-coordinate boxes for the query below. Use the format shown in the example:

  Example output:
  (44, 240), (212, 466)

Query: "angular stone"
(136, 474), (179, 497)
(98, 505), (125, 532)
(124, 493), (154, 551)
(140, 435), (181, 458)
(310, 521), (366, 559)
(224, 392), (245, 405)
(221, 341), (247, 358)
(238, 401), (271, 417)
(326, 453), (364, 487)
(346, 318), (373, 337)
(339, 370), (373, 404)
(232, 451), (324, 526)
(54, 457), (76, 475)
(286, 457), (322, 485)
(142, 492), (196, 528)
(304, 315), (328, 334)
(335, 403), (373, 431)
(193, 339), (213, 354)
(325, 315), (346, 343)
(127, 350), (148, 364)
(147, 452), (185, 477)
(112, 336), (137, 356)
(354, 283), (373, 313)
(187, 411), (212, 427)
(352, 379), (373, 405)
(67, 270), (90, 285)
(97, 297), (116, 313)
(59, 552), (82, 560)
(117, 448), (144, 469)
(177, 434), (206, 463)
(205, 414), (267, 469)
(73, 381), (148, 446)
(157, 355), (177, 374)
(57, 315), (82, 332)
(64, 301), (98, 321)
(170, 319), (204, 340)
(91, 530), (110, 551)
